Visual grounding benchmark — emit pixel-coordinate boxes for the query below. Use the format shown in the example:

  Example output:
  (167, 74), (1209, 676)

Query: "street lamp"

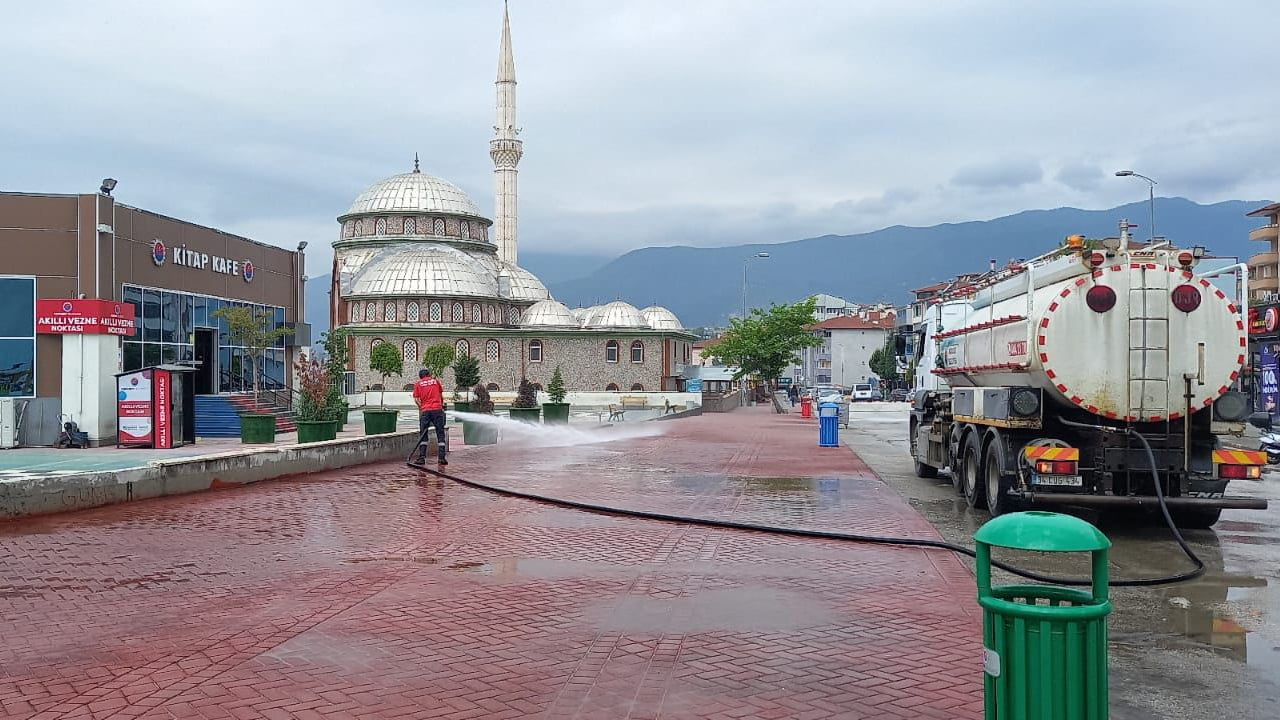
(1115, 170), (1157, 241)
(742, 252), (771, 319)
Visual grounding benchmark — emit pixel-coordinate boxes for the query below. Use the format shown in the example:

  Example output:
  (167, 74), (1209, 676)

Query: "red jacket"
(413, 377), (444, 412)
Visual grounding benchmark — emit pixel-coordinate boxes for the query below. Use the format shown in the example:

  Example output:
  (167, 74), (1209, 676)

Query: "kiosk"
(116, 365), (196, 448)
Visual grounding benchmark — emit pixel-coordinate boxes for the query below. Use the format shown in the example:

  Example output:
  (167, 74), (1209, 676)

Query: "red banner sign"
(117, 370), (153, 445)
(154, 369), (171, 449)
(37, 299), (136, 336)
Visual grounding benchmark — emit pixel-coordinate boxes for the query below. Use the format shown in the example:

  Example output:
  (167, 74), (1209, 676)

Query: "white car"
(852, 384), (875, 402)
(817, 391), (843, 405)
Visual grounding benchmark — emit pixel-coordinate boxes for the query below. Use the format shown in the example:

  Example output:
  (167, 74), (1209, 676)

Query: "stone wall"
(350, 332), (675, 393)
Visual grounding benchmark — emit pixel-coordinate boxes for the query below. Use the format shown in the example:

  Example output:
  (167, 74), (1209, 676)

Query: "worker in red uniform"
(411, 368), (448, 466)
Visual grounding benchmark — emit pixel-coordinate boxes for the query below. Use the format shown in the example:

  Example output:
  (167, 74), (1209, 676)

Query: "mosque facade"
(330, 5), (695, 394)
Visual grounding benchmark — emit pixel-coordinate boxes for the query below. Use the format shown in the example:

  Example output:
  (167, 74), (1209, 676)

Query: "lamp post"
(742, 252), (771, 320)
(1115, 170), (1157, 241)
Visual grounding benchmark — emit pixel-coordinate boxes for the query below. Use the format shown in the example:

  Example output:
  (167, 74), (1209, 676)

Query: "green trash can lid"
(974, 511), (1110, 552)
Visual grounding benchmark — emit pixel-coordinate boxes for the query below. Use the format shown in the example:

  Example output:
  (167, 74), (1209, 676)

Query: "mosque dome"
(343, 170), (483, 218)
(640, 305), (684, 330)
(497, 263), (550, 301)
(586, 300), (649, 328)
(347, 244), (498, 298)
(522, 299), (579, 327)
(571, 307), (596, 324)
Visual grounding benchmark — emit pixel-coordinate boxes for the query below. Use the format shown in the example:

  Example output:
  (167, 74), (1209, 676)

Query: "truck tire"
(961, 435), (987, 509)
(1170, 508), (1222, 529)
(985, 446), (1016, 516)
(949, 427), (967, 493)
(914, 460), (939, 479)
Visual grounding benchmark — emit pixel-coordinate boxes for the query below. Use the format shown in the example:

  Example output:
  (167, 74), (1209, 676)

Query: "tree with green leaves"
(708, 298), (823, 385)
(452, 353), (480, 401)
(869, 341), (900, 383)
(512, 378), (538, 409)
(423, 342), (457, 377)
(369, 342), (403, 409)
(211, 305), (292, 398)
(547, 366), (567, 404)
(320, 328), (351, 423)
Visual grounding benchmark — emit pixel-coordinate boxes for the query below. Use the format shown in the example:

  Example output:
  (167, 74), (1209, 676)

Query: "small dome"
(586, 300), (649, 328)
(641, 305), (684, 330)
(498, 263), (550, 302)
(344, 171), (483, 218)
(347, 244), (497, 298)
(522, 300), (578, 327)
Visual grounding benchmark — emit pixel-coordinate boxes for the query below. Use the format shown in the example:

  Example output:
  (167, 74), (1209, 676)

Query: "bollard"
(800, 396), (813, 419)
(975, 511), (1112, 720)
(818, 402), (839, 447)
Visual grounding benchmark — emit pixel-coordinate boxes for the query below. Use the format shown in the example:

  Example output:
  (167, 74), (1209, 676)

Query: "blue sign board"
(686, 378), (704, 392)
(1261, 345), (1279, 415)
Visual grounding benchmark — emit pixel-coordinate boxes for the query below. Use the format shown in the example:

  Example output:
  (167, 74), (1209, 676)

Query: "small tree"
(369, 342), (403, 409)
(547, 366), (567, 404)
(869, 342), (900, 382)
(708, 298), (823, 385)
(320, 328), (351, 423)
(212, 306), (292, 398)
(453, 354), (480, 400)
(512, 378), (538, 409)
(293, 352), (331, 422)
(472, 384), (494, 413)
(423, 342), (457, 377)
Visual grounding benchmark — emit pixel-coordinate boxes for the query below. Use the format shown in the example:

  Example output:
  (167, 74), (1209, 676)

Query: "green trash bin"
(975, 511), (1112, 720)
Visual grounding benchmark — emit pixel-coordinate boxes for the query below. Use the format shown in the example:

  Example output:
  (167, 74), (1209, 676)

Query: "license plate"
(1033, 474), (1083, 487)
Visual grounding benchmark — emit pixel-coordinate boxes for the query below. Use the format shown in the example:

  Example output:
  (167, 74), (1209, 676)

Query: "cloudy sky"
(4, 0), (1278, 276)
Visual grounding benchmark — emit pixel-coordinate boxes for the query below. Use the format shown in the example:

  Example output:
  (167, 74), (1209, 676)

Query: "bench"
(620, 395), (648, 409)
(607, 404), (626, 421)
(663, 399), (679, 415)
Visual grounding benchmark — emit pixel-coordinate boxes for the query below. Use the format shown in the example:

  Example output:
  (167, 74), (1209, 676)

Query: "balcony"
(1250, 224), (1279, 243)
(1248, 250), (1278, 269)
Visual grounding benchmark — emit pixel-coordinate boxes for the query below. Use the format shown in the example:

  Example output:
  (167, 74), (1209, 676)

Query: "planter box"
(297, 420), (332, 444)
(462, 418), (498, 445)
(363, 409), (399, 435)
(326, 420), (340, 440)
(508, 407), (541, 424)
(239, 414), (276, 444)
(452, 401), (472, 413)
(542, 403), (570, 424)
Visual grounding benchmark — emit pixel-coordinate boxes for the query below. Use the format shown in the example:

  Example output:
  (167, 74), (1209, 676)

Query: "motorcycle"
(56, 415), (90, 449)
(1248, 411), (1280, 465)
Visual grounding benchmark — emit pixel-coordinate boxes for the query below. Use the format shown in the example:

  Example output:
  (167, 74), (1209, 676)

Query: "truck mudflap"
(1018, 493), (1268, 510)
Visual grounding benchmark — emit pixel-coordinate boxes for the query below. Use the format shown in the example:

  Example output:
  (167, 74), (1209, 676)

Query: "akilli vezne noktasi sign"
(151, 239), (254, 282)
(36, 299), (137, 336)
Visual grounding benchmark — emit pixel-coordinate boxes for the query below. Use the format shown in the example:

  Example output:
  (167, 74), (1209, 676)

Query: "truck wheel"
(1170, 508), (1222, 529)
(949, 428), (966, 493)
(914, 460), (939, 479)
(985, 449), (1016, 516)
(961, 436), (987, 509)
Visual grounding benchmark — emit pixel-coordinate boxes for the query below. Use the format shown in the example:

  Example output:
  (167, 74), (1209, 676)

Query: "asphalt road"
(842, 401), (1280, 720)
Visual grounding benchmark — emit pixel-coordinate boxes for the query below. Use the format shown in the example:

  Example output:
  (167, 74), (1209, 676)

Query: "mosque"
(330, 5), (696, 394)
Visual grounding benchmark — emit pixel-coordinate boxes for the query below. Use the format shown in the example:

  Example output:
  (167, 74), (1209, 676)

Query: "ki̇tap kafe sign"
(36, 299), (137, 336)
(151, 239), (254, 282)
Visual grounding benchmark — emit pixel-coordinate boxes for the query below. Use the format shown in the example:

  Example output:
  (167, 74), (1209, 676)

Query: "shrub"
(423, 342), (457, 377)
(547, 366), (567, 404)
(452, 354), (480, 396)
(293, 353), (331, 422)
(472, 384), (494, 414)
(512, 378), (538, 409)
(369, 342), (403, 409)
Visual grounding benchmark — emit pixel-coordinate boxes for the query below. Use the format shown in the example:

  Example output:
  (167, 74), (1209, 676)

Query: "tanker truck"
(902, 233), (1268, 528)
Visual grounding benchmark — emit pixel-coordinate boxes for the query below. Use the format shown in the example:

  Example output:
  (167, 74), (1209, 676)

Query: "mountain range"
(306, 197), (1271, 335)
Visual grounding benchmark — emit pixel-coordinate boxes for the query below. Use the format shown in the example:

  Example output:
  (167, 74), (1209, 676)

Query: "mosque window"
(532, 383), (542, 392)
(403, 340), (418, 363)
(344, 221), (354, 238)
(433, 218), (446, 235)
(507, 307), (520, 325)
(630, 383), (644, 391)
(528, 339), (543, 363)
(472, 305), (482, 323)
(403, 217), (416, 234)
(349, 303), (358, 323)
(606, 383), (619, 391)
(631, 340), (645, 364)
(350, 219), (361, 236)
(486, 383), (499, 391)
(365, 302), (377, 322)
(605, 340), (619, 363)
(371, 338), (384, 350)
(460, 221), (470, 240)
(406, 301), (420, 322)
(485, 339), (500, 362)
(452, 302), (464, 322)
(375, 218), (387, 235)
(455, 339), (470, 358)
(384, 302), (397, 322)
(429, 302), (442, 322)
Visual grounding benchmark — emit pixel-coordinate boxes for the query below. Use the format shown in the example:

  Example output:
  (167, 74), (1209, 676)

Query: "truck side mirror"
(1248, 411), (1273, 431)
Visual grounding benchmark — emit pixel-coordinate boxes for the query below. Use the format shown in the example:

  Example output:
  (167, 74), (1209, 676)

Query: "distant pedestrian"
(788, 385), (798, 407)
(411, 368), (448, 467)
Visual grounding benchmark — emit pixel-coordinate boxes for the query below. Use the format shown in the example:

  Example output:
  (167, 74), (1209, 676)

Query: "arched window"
(605, 383), (619, 391)
(433, 218), (446, 235)
(455, 339), (470, 358)
(349, 303), (359, 323)
(507, 306), (520, 325)
(631, 340), (645, 364)
(486, 383), (499, 391)
(350, 219), (362, 236)
(371, 338), (384, 350)
(528, 339), (543, 363)
(532, 383), (543, 392)
(344, 221), (354, 238)
(429, 301), (442, 322)
(452, 302), (464, 322)
(384, 302), (397, 322)
(365, 302), (377, 322)
(406, 301), (420, 322)
(375, 218), (387, 235)
(460, 221), (470, 239)
(472, 305), (482, 323)
(485, 339), (500, 362)
(605, 340), (620, 363)
(403, 217), (416, 235)
(403, 339), (419, 363)
(630, 383), (644, 391)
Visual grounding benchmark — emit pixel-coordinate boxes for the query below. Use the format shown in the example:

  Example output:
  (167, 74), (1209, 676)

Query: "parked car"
(870, 388), (884, 401)
(889, 388), (910, 402)
(817, 390), (844, 405)
(851, 383), (875, 401)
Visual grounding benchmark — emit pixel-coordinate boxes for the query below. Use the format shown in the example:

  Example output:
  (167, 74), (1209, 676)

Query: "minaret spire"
(491, 0), (522, 265)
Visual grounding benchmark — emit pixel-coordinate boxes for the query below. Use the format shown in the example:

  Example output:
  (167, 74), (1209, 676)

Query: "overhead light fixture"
(1114, 170), (1134, 177)
(297, 241), (309, 251)
(99, 178), (118, 195)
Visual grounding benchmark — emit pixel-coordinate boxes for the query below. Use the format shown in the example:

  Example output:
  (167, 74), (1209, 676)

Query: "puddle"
(588, 586), (840, 633)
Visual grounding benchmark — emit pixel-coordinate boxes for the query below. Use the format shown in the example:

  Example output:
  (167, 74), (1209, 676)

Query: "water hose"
(404, 422), (1205, 587)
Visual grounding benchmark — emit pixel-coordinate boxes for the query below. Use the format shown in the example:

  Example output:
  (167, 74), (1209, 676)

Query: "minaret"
(491, 0), (522, 266)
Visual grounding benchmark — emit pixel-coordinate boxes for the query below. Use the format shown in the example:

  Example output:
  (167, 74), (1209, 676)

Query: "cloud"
(1055, 162), (1103, 192)
(952, 159), (1044, 189)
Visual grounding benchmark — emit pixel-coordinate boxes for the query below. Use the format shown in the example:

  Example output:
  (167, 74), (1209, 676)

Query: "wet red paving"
(0, 406), (982, 719)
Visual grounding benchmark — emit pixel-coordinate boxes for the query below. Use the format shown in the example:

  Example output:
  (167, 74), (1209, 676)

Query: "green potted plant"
(451, 353), (480, 412)
(294, 353), (335, 443)
(509, 378), (541, 423)
(363, 341), (403, 434)
(462, 384), (498, 445)
(213, 305), (292, 444)
(321, 328), (351, 434)
(542, 366), (570, 424)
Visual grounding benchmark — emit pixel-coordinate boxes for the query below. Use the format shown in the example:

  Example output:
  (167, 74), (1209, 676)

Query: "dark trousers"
(415, 410), (447, 462)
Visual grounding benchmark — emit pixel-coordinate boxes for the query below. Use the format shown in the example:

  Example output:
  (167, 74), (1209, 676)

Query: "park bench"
(620, 395), (648, 409)
(607, 404), (626, 421)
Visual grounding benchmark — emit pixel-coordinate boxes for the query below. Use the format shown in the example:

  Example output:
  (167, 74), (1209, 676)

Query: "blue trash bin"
(819, 402), (839, 447)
